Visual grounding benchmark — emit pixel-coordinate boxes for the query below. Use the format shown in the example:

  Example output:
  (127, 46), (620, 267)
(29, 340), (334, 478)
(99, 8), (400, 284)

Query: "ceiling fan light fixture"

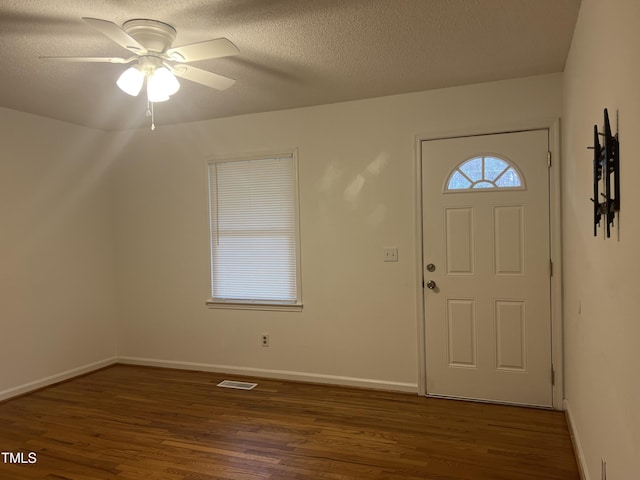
(153, 67), (180, 96)
(116, 66), (144, 96)
(147, 84), (169, 103)
(146, 66), (180, 102)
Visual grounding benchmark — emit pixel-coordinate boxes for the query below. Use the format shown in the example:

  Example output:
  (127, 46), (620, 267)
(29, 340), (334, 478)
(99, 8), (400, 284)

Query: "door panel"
(493, 205), (525, 275)
(422, 130), (552, 407)
(445, 208), (474, 275)
(495, 300), (526, 370)
(447, 299), (477, 367)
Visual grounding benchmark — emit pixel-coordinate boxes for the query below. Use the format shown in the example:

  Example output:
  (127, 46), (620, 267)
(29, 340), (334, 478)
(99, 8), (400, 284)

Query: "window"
(207, 153), (302, 310)
(445, 155), (524, 192)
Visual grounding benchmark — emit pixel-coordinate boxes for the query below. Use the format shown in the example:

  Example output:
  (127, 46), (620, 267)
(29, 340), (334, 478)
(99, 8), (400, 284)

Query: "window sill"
(206, 300), (303, 312)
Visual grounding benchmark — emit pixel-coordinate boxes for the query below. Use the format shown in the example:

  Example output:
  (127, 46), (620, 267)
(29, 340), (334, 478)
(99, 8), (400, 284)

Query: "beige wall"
(113, 74), (562, 390)
(562, 0), (640, 478)
(0, 108), (117, 399)
(0, 74), (564, 398)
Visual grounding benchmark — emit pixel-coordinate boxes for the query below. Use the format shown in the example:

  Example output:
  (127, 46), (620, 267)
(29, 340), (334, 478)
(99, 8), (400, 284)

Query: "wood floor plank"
(0, 365), (579, 479)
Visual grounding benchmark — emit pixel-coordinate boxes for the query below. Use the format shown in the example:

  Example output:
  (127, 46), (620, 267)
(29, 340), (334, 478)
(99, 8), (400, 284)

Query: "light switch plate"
(384, 247), (398, 262)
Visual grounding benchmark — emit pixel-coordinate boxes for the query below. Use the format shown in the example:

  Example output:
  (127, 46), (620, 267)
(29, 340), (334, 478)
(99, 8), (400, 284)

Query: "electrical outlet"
(383, 247), (398, 262)
(261, 334), (269, 347)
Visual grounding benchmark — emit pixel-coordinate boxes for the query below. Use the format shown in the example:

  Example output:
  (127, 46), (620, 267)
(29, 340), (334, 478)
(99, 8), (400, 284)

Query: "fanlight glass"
(153, 67), (180, 95)
(446, 156), (523, 191)
(116, 65), (180, 103)
(147, 67), (180, 103)
(116, 67), (144, 96)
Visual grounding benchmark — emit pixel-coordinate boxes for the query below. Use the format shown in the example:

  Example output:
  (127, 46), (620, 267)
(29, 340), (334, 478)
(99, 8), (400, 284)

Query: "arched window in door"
(445, 155), (524, 192)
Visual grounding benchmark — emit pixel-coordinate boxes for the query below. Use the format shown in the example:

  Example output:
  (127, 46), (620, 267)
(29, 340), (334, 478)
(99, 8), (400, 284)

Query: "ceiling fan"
(41, 17), (239, 104)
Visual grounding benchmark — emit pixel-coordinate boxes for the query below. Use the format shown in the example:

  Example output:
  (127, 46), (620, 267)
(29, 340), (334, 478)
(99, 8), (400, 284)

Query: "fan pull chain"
(145, 100), (156, 131)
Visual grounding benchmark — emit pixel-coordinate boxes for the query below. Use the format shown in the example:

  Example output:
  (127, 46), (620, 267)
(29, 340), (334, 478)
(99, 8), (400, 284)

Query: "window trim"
(205, 149), (303, 311)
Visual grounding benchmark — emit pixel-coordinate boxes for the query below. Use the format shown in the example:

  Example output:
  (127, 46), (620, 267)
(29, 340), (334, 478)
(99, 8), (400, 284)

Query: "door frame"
(413, 119), (563, 410)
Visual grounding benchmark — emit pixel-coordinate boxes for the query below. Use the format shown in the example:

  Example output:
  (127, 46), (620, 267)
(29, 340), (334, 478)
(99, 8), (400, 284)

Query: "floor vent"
(217, 380), (258, 390)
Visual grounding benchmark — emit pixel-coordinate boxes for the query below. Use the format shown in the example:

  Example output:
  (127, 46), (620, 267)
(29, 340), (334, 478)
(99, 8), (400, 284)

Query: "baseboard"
(564, 399), (590, 480)
(0, 357), (118, 402)
(117, 356), (419, 393)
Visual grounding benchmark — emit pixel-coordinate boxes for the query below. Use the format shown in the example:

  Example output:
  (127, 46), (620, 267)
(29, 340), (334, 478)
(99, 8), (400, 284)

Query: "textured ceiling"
(0, 0), (580, 131)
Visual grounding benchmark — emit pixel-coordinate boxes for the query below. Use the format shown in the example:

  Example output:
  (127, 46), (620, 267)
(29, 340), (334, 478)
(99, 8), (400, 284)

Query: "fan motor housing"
(123, 19), (176, 53)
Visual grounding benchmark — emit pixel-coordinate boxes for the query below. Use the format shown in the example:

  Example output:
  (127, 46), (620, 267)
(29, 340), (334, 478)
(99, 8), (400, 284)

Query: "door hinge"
(549, 259), (553, 277)
(547, 151), (552, 168)
(551, 365), (555, 386)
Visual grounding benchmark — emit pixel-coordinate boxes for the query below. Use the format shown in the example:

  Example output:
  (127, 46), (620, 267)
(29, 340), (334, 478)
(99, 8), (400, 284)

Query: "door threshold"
(425, 392), (554, 410)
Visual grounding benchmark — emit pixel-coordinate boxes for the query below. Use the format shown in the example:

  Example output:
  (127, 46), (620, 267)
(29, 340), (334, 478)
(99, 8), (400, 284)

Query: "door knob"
(426, 280), (437, 289)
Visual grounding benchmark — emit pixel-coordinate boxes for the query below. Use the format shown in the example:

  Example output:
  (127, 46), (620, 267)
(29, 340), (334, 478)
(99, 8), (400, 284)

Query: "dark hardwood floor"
(0, 365), (579, 479)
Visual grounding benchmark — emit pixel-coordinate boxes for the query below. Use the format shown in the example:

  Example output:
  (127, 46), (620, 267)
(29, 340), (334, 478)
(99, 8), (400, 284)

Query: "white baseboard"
(0, 357), (118, 402)
(564, 399), (589, 480)
(117, 356), (418, 393)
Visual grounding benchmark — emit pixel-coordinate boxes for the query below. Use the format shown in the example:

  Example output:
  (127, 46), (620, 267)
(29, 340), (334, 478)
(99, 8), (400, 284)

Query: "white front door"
(422, 130), (552, 407)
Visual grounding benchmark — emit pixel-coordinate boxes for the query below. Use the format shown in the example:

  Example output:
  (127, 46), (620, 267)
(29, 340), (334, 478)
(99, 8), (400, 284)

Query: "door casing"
(413, 119), (563, 410)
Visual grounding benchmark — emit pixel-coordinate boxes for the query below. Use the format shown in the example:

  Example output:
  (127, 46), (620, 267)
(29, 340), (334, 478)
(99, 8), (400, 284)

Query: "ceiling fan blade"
(82, 17), (146, 54)
(172, 65), (236, 91)
(167, 38), (239, 62)
(40, 56), (135, 64)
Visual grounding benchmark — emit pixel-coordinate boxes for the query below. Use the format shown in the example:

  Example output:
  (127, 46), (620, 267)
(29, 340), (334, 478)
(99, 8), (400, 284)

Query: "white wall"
(113, 74), (562, 390)
(0, 74), (564, 398)
(0, 108), (118, 399)
(562, 0), (640, 478)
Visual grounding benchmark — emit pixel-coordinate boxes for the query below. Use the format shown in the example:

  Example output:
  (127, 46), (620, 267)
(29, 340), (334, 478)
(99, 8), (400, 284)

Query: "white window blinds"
(208, 154), (300, 305)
